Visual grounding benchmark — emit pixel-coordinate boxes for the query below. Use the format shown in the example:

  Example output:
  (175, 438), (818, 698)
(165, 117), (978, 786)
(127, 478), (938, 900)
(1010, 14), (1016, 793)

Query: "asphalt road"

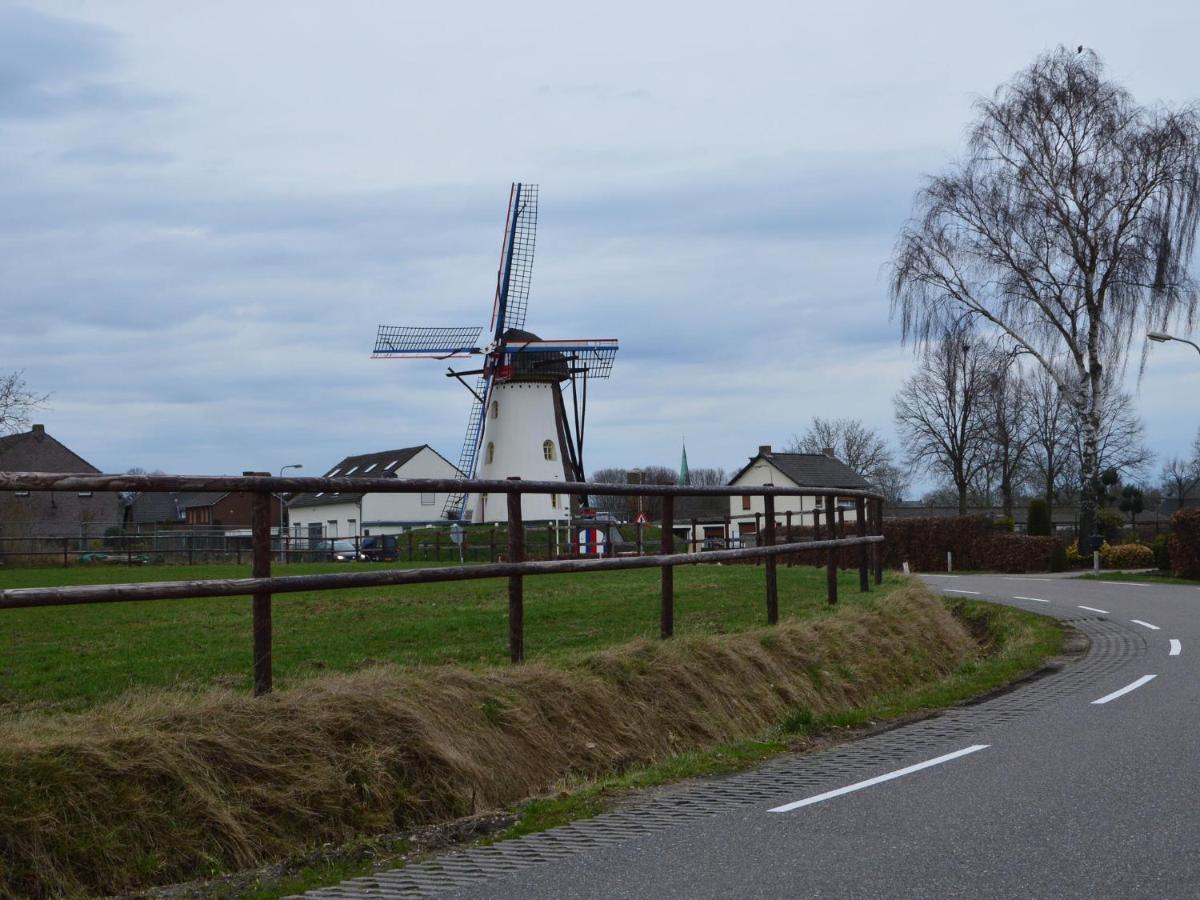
(312, 574), (1200, 899)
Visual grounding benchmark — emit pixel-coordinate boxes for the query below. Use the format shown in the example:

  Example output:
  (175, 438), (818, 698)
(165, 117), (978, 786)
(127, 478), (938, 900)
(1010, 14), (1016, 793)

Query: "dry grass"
(0, 584), (975, 898)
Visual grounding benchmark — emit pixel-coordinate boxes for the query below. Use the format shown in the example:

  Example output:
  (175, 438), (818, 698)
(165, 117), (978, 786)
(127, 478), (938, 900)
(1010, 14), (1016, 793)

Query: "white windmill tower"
(372, 183), (619, 523)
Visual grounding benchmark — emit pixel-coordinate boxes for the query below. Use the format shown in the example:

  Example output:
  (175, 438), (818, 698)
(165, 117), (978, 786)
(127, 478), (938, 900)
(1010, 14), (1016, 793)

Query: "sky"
(3, 0), (1200, 494)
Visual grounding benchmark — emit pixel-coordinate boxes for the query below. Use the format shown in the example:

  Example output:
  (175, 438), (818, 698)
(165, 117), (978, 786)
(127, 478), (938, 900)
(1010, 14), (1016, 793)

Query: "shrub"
(1095, 509), (1124, 542)
(1026, 499), (1051, 536)
(1099, 542), (1154, 569)
(992, 516), (1015, 532)
(1049, 542), (1068, 572)
(1152, 533), (1171, 571)
(1169, 508), (1200, 579)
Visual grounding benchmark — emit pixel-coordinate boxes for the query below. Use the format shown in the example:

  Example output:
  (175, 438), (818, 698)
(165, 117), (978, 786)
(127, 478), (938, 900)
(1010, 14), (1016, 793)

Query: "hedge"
(1169, 508), (1200, 579)
(881, 516), (1062, 574)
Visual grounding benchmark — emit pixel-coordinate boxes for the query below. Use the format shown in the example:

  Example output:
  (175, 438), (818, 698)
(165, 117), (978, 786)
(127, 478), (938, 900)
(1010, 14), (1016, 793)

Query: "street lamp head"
(1147, 331), (1174, 343)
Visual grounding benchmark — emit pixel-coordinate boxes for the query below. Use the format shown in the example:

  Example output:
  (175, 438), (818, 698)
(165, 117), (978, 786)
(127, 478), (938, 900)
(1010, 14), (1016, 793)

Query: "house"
(728, 445), (870, 541)
(0, 424), (122, 540)
(176, 478), (283, 532)
(287, 445), (461, 540)
(125, 491), (186, 531)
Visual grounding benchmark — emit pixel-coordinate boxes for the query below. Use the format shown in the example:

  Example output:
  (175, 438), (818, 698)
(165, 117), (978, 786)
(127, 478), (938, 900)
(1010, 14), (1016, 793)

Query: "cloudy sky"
(4, 0), (1199, 491)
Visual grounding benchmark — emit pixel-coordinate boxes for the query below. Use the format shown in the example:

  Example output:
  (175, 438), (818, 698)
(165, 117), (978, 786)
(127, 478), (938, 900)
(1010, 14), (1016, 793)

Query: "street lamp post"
(278, 464), (302, 562)
(1148, 331), (1200, 357)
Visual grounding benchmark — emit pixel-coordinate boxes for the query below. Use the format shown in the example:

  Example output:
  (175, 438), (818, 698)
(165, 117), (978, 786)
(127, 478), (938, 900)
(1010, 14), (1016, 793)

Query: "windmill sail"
(442, 374), (492, 519)
(372, 325), (483, 358)
(490, 183), (538, 340)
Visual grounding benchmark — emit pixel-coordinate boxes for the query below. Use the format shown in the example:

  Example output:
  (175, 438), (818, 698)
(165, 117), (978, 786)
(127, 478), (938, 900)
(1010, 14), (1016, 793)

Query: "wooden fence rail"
(0, 471), (886, 696)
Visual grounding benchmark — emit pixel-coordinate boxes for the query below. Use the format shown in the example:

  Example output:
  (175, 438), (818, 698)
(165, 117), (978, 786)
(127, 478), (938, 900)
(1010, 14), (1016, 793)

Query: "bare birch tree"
(1026, 367), (1074, 516)
(891, 48), (1200, 541)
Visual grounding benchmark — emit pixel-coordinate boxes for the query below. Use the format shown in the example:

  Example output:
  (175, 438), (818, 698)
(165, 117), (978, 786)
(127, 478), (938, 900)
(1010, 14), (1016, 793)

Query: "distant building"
(287, 445), (460, 539)
(0, 424), (122, 540)
(177, 477), (282, 532)
(727, 445), (869, 541)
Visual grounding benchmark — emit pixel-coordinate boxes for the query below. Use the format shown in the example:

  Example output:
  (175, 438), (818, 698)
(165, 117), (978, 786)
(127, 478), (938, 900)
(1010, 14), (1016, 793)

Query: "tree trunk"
(957, 480), (969, 516)
(1077, 406), (1101, 546)
(1001, 475), (1014, 519)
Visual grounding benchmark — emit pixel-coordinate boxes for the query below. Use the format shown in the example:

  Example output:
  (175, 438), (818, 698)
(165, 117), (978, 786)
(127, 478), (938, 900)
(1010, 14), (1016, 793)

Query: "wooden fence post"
(251, 491), (273, 696)
(489, 527), (497, 563)
(661, 495), (674, 639)
(506, 479), (524, 663)
(764, 494), (778, 625)
(825, 495), (838, 605)
(546, 522), (554, 561)
(874, 498), (884, 585)
(856, 497), (869, 592)
(813, 507), (822, 569)
(785, 510), (793, 567)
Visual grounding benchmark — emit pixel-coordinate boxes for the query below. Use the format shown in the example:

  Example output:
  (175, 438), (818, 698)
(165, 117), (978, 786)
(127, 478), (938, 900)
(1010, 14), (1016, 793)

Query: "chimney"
(31, 424), (45, 435)
(242, 470), (270, 477)
(822, 447), (835, 459)
(758, 445), (772, 457)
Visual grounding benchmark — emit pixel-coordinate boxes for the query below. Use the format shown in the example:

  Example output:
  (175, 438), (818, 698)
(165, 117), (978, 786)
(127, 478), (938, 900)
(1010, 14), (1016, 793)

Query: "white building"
(287, 445), (460, 540)
(728, 445), (870, 542)
(467, 379), (575, 524)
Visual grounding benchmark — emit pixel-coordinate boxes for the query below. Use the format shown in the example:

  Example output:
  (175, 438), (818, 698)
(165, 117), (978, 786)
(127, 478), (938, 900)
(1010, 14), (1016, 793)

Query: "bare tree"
(590, 465), (679, 519)
(1160, 431), (1200, 509)
(785, 417), (896, 488)
(980, 357), (1035, 517)
(0, 371), (49, 435)
(891, 48), (1200, 542)
(1026, 367), (1073, 516)
(894, 331), (995, 515)
(687, 467), (728, 487)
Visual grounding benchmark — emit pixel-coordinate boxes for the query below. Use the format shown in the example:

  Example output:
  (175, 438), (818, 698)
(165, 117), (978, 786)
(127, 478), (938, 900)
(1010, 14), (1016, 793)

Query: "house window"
(814, 495), (825, 507)
(551, 493), (558, 508)
(327, 519), (338, 537)
(543, 440), (555, 461)
(348, 518), (357, 534)
(486, 442), (495, 464)
(78, 491), (93, 498)
(14, 490), (29, 498)
(490, 400), (499, 419)
(307, 522), (323, 542)
(421, 492), (435, 505)
(741, 495), (751, 511)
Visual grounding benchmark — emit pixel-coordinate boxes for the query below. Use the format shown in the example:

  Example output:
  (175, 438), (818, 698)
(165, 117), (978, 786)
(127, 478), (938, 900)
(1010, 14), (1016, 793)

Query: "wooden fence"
(0, 471), (885, 696)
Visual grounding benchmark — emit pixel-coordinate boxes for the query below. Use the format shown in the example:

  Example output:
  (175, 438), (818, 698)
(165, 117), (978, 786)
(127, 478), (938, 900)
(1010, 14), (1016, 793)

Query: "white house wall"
(728, 461), (859, 530)
(361, 446), (460, 530)
(288, 446), (461, 536)
(468, 382), (572, 524)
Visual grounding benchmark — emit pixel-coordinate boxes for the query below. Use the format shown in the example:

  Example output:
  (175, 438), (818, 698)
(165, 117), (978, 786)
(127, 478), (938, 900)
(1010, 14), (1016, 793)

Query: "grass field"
(0, 561), (905, 714)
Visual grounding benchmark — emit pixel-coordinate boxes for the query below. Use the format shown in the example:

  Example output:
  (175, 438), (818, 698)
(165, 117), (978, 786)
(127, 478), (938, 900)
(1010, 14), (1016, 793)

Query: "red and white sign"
(634, 512), (649, 525)
(578, 528), (606, 556)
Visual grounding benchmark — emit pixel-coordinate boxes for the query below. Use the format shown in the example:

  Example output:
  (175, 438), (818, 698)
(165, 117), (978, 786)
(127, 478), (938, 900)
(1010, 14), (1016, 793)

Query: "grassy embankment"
(0, 564), (1062, 898)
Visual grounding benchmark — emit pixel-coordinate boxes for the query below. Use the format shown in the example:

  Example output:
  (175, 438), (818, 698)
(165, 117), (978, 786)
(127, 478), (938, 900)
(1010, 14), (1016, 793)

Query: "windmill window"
(486, 442), (495, 464)
(490, 401), (499, 419)
(543, 440), (555, 461)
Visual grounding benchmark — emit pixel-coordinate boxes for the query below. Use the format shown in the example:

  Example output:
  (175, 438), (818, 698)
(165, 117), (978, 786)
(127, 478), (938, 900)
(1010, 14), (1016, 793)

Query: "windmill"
(372, 183), (618, 523)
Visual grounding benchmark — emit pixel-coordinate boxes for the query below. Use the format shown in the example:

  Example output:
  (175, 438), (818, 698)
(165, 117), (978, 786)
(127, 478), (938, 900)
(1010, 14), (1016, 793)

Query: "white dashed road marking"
(945, 589), (980, 595)
(1092, 674), (1157, 705)
(1078, 605), (1109, 614)
(1013, 596), (1048, 603)
(1169, 639), (1182, 656)
(768, 745), (990, 813)
(1131, 619), (1160, 631)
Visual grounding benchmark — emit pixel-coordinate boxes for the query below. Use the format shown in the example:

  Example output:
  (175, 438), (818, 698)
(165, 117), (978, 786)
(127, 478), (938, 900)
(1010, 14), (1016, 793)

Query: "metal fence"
(0, 471), (886, 696)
